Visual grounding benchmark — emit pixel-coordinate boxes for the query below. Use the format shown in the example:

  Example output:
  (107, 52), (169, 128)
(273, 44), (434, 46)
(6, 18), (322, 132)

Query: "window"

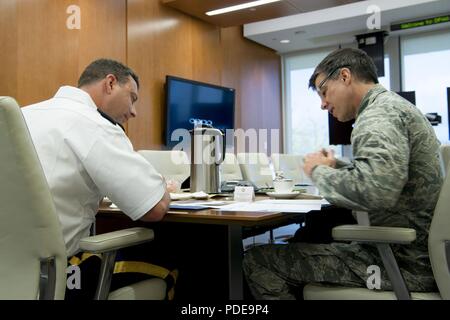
(284, 48), (341, 156)
(401, 29), (450, 142)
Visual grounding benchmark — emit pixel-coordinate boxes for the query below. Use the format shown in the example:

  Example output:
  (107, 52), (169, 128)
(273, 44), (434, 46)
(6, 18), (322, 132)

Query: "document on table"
(169, 199), (329, 212)
(169, 201), (231, 210)
(258, 199), (330, 206)
(216, 199), (327, 213)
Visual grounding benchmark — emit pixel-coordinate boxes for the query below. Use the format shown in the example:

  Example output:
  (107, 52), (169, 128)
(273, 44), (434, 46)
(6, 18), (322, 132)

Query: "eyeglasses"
(316, 65), (350, 97)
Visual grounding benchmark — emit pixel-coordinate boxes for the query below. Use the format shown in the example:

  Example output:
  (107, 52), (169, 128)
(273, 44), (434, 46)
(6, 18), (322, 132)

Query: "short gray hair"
(309, 48), (378, 90)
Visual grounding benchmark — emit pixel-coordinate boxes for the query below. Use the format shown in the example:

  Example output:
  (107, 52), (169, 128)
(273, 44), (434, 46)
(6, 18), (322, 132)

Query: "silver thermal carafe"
(190, 126), (225, 193)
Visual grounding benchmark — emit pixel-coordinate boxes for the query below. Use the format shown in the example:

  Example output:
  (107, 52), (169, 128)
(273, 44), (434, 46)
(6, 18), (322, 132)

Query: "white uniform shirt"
(22, 86), (165, 256)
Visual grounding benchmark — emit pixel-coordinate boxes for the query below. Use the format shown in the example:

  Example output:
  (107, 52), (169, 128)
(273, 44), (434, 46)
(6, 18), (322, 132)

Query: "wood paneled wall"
(127, 1), (282, 151)
(0, 0), (18, 100)
(221, 27), (282, 154)
(1, 0), (282, 153)
(126, 0), (223, 150)
(0, 0), (127, 106)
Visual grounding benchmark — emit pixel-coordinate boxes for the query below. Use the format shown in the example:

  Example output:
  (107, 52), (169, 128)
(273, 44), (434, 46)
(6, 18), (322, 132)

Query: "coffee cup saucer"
(266, 191), (301, 199)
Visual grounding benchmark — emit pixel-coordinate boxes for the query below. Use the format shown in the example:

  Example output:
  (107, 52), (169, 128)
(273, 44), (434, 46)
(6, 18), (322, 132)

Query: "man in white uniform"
(22, 59), (171, 299)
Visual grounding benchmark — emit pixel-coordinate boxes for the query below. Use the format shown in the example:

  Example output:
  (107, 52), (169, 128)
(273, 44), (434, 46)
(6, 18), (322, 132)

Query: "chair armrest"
(332, 225), (416, 244)
(79, 227), (154, 253)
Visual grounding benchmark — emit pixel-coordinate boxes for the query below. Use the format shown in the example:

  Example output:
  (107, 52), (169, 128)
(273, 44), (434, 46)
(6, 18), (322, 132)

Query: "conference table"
(96, 195), (323, 300)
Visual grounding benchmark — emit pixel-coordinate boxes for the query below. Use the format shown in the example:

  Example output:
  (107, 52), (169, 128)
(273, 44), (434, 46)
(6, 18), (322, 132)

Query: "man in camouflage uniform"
(243, 48), (443, 300)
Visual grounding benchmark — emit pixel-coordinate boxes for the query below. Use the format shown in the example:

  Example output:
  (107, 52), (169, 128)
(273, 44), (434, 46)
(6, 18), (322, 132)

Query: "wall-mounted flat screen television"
(165, 75), (235, 148)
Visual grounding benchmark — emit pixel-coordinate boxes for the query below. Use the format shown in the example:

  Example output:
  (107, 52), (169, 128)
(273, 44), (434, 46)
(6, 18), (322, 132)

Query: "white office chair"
(0, 96), (166, 300)
(271, 153), (311, 185)
(236, 153), (274, 189)
(303, 171), (450, 300)
(439, 144), (450, 177)
(138, 150), (190, 185)
(220, 153), (243, 182)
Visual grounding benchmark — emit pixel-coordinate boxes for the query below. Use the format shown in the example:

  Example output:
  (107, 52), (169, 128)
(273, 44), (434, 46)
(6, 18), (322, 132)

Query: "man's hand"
(166, 179), (181, 193)
(303, 149), (336, 177)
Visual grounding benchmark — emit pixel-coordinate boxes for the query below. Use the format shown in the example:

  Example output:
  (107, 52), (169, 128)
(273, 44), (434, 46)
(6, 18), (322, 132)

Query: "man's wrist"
(329, 158), (337, 168)
(307, 164), (319, 178)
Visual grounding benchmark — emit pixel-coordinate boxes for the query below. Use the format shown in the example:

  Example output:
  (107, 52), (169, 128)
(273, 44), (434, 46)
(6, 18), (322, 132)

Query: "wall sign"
(391, 14), (450, 31)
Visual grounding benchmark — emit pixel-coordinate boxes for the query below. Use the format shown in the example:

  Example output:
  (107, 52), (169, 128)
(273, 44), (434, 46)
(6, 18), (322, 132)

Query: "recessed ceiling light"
(280, 39), (290, 44)
(206, 0), (282, 16)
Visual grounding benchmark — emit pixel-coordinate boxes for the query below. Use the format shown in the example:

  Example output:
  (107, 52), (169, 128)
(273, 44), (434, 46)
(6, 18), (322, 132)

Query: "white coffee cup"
(273, 179), (294, 194)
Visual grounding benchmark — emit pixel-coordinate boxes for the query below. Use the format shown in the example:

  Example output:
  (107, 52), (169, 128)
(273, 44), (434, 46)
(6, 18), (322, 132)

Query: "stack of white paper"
(216, 199), (324, 213)
(169, 199), (328, 213)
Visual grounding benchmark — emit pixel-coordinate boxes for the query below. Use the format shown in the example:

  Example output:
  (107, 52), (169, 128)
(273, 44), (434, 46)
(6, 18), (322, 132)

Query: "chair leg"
(376, 244), (411, 300)
(94, 251), (117, 300)
(446, 241), (450, 272)
(39, 257), (57, 300)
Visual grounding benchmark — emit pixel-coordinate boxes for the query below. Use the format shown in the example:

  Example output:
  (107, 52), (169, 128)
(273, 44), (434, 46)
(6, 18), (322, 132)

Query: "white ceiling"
(243, 0), (450, 54)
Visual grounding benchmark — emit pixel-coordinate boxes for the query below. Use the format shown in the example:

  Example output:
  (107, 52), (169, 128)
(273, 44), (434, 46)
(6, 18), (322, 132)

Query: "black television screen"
(165, 76), (235, 148)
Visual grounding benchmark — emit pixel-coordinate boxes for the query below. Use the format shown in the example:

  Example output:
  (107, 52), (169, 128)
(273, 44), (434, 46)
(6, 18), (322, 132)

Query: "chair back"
(236, 153), (273, 189)
(220, 153), (243, 181)
(428, 169), (450, 299)
(0, 97), (66, 299)
(438, 144), (450, 177)
(138, 150), (190, 184)
(271, 153), (311, 185)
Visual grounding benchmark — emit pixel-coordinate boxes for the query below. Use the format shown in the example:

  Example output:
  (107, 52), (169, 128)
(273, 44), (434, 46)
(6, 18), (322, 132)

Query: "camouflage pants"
(250, 239), (441, 300)
(243, 242), (380, 300)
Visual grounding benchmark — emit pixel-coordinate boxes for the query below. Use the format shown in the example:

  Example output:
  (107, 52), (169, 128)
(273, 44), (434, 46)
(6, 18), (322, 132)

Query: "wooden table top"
(98, 195), (308, 227)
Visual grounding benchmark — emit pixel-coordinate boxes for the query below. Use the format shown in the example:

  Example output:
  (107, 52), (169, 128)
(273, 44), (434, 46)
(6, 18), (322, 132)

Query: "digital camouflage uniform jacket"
(312, 84), (443, 291)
